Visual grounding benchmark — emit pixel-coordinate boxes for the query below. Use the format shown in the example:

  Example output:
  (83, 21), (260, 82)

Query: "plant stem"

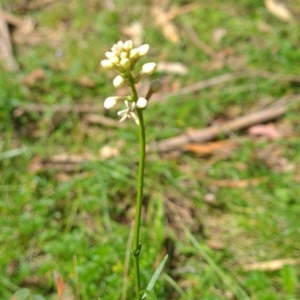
(130, 78), (146, 300)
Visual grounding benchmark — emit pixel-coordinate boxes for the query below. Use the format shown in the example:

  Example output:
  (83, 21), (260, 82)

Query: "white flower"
(117, 101), (139, 125)
(136, 97), (148, 109)
(142, 62), (156, 75)
(111, 41), (124, 54)
(113, 75), (125, 87)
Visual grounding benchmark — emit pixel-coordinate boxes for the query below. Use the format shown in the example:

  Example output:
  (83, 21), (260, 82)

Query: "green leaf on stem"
(141, 290), (158, 300)
(281, 264), (298, 295)
(141, 254), (168, 299)
(11, 288), (31, 300)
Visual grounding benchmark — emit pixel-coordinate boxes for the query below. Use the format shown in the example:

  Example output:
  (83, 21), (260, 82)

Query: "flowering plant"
(101, 40), (166, 300)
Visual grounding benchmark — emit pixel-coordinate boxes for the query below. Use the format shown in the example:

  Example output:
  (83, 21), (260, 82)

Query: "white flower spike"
(102, 40), (157, 124)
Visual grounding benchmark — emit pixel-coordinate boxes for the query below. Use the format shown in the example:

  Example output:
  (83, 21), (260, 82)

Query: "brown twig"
(154, 94), (300, 152)
(13, 103), (105, 117)
(183, 23), (218, 59)
(152, 72), (244, 102)
(0, 7), (19, 71)
(83, 114), (125, 128)
(0, 9), (24, 27)
(152, 71), (300, 102)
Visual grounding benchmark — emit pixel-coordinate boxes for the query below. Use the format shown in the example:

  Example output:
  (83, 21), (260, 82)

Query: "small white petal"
(142, 62), (156, 75)
(104, 97), (118, 109)
(136, 97), (148, 109)
(119, 114), (128, 123)
(113, 75), (125, 87)
(130, 112), (139, 125)
(138, 44), (150, 57)
(117, 109), (127, 116)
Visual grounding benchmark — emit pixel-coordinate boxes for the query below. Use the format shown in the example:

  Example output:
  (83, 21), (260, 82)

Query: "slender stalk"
(129, 77), (146, 300)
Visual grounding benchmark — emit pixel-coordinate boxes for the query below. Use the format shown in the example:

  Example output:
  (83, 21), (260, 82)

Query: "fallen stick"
(0, 6), (19, 71)
(0, 8), (24, 27)
(183, 23), (218, 59)
(154, 94), (300, 152)
(152, 72), (244, 102)
(13, 103), (105, 117)
(83, 114), (124, 128)
(152, 71), (300, 102)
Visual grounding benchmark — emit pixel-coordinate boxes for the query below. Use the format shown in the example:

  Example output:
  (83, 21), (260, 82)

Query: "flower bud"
(123, 40), (133, 51)
(101, 59), (114, 70)
(142, 62), (156, 75)
(105, 52), (115, 59)
(104, 96), (128, 109)
(104, 97), (118, 109)
(120, 52), (128, 59)
(110, 56), (119, 65)
(149, 80), (161, 93)
(113, 75), (125, 87)
(138, 44), (150, 57)
(120, 58), (131, 70)
(129, 48), (139, 59)
(136, 97), (148, 109)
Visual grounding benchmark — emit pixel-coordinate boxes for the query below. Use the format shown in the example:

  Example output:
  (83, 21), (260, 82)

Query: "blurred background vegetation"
(1, 0), (300, 299)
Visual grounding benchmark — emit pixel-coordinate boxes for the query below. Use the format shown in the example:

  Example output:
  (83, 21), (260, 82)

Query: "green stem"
(129, 78), (146, 300)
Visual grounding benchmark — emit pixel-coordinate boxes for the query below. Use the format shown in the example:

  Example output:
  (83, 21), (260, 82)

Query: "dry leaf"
(99, 145), (119, 159)
(156, 61), (188, 75)
(184, 140), (238, 155)
(24, 68), (46, 86)
(212, 28), (227, 44)
(264, 0), (295, 22)
(151, 5), (180, 44)
(210, 178), (264, 188)
(206, 239), (225, 251)
(257, 22), (273, 33)
(243, 258), (300, 271)
(78, 75), (95, 88)
(248, 124), (281, 140)
(53, 271), (65, 299)
(122, 22), (144, 46)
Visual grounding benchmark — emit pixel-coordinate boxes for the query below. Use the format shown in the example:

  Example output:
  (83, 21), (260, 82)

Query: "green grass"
(1, 0), (300, 299)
